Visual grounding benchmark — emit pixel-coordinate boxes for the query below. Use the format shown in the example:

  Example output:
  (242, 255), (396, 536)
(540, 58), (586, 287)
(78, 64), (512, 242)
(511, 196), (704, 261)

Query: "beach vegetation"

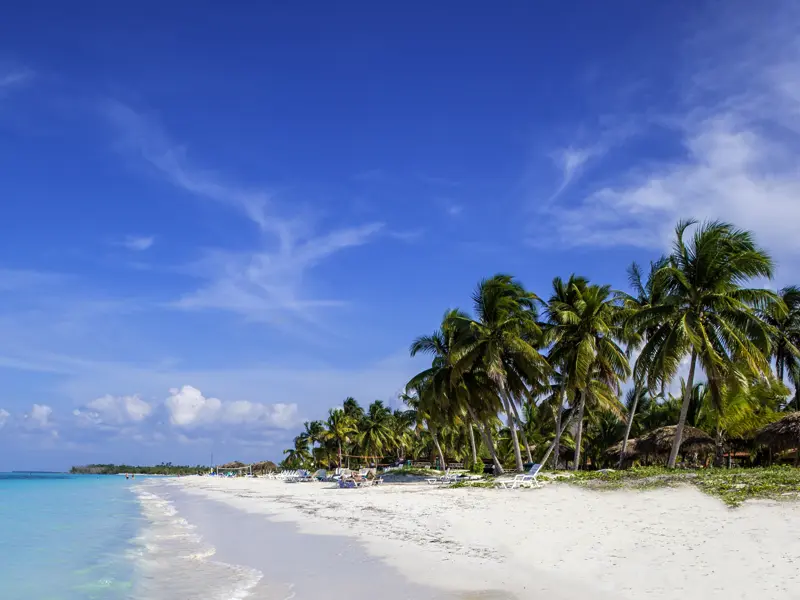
(280, 218), (800, 485)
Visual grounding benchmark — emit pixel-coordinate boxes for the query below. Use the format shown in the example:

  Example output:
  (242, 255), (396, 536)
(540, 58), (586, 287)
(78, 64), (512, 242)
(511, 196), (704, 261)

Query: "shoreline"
(172, 476), (800, 599)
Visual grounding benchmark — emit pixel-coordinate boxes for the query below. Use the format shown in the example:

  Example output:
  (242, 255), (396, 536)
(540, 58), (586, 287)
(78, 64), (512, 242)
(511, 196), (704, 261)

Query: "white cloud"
(173, 222), (382, 323)
(165, 385), (299, 430)
(27, 404), (52, 428)
(121, 235), (154, 251)
(76, 393), (153, 425)
(538, 2), (800, 272)
(0, 408), (9, 429)
(105, 102), (384, 323)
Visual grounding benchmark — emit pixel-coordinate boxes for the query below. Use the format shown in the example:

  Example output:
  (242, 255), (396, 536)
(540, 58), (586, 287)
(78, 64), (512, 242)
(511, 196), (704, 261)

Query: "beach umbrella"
(756, 412), (800, 465)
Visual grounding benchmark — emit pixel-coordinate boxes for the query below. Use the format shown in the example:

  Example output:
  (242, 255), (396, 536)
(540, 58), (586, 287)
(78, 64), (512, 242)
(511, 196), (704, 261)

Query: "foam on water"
(131, 483), (264, 600)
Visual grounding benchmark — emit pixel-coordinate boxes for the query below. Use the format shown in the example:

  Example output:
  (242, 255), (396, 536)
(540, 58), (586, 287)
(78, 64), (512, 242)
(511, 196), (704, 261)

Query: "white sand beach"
(174, 477), (800, 600)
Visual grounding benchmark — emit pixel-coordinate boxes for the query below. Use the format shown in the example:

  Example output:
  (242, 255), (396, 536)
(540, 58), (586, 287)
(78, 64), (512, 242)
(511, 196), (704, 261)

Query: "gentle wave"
(130, 482), (264, 600)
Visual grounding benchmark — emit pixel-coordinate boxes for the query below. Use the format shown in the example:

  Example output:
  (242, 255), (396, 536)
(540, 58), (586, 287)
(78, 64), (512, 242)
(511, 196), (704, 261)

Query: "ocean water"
(0, 474), (494, 600)
(0, 473), (140, 600)
(0, 473), (263, 600)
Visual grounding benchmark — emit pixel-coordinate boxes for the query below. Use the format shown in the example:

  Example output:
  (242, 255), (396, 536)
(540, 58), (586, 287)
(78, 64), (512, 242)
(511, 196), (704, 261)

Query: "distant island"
(70, 463), (209, 476)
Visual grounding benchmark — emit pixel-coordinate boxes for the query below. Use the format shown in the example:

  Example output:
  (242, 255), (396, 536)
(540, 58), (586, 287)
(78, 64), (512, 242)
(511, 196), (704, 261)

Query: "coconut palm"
(408, 309), (506, 473)
(342, 397), (365, 421)
(450, 275), (549, 470)
(401, 388), (447, 470)
(760, 286), (800, 410)
(325, 408), (357, 468)
(617, 259), (670, 467)
(696, 374), (788, 466)
(358, 400), (394, 467)
(282, 437), (312, 468)
(632, 220), (776, 467)
(546, 277), (630, 470)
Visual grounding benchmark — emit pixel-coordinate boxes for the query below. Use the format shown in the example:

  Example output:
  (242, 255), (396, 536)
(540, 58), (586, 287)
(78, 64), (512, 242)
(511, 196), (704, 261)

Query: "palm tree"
(325, 408), (357, 468)
(391, 408), (415, 461)
(617, 259), (669, 467)
(401, 388), (447, 471)
(358, 401), (394, 467)
(546, 278), (630, 470)
(342, 397), (365, 421)
(282, 436), (312, 468)
(451, 275), (549, 470)
(633, 220), (776, 467)
(409, 310), (506, 474)
(760, 286), (800, 410)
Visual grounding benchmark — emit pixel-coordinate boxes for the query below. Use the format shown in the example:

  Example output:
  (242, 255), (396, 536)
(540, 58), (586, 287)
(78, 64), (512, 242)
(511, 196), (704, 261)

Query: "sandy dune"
(175, 477), (800, 599)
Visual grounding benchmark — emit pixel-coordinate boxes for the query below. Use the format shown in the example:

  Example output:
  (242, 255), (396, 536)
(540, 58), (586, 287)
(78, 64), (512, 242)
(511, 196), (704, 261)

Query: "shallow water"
(0, 473), (139, 600)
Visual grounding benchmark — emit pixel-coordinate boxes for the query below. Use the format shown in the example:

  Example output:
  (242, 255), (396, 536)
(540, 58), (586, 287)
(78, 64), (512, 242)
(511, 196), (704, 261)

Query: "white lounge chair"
(426, 470), (458, 485)
(496, 463), (542, 489)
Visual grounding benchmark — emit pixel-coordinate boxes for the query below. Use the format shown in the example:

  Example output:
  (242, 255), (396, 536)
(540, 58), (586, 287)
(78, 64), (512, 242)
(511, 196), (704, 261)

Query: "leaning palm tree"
(450, 275), (550, 471)
(546, 279), (630, 470)
(408, 310), (506, 473)
(760, 286), (800, 411)
(325, 408), (357, 468)
(633, 220), (776, 467)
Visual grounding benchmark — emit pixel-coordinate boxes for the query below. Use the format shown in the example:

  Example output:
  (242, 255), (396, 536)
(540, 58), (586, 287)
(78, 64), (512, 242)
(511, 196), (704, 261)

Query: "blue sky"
(2, 1), (799, 470)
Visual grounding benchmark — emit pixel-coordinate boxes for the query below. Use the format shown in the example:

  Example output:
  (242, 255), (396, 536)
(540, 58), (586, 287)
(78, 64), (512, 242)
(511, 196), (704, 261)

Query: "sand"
(174, 476), (800, 599)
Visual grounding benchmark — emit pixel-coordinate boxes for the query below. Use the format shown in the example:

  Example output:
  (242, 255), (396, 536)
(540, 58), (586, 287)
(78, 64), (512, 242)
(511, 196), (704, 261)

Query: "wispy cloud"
(0, 68), (34, 95)
(0, 269), (66, 292)
(535, 2), (800, 272)
(119, 235), (154, 251)
(105, 101), (384, 324)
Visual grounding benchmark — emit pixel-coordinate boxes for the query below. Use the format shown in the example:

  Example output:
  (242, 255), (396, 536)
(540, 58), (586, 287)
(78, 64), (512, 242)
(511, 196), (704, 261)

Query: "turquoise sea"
(0, 473), (141, 600)
(0, 473), (264, 600)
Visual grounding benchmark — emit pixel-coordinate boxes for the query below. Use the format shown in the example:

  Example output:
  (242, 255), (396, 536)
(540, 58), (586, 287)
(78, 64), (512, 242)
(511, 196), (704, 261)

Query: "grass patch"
(383, 467), (443, 477)
(449, 480), (495, 489)
(549, 466), (800, 506)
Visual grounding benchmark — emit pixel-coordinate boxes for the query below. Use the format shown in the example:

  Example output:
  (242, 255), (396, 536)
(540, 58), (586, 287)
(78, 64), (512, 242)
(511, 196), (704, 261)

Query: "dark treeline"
(70, 463), (208, 475)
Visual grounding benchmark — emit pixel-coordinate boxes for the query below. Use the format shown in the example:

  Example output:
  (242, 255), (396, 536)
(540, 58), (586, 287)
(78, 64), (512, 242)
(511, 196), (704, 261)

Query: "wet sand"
(164, 482), (514, 600)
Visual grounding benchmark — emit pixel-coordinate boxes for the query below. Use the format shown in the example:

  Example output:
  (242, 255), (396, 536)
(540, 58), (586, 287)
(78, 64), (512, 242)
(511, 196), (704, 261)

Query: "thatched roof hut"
(219, 461), (246, 469)
(636, 425), (713, 456)
(252, 460), (278, 474)
(604, 438), (640, 459)
(756, 412), (800, 452)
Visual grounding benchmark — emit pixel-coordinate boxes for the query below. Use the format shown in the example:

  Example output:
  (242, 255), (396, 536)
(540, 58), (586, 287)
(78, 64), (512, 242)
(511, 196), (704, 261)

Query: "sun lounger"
(426, 470), (459, 485)
(496, 463), (542, 489)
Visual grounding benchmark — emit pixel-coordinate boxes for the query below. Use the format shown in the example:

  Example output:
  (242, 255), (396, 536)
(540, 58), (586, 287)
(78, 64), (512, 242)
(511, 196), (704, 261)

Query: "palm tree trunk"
(552, 390), (563, 469)
(338, 441), (343, 469)
(714, 428), (725, 468)
(465, 404), (504, 474)
(668, 349), (697, 468)
(502, 395), (525, 471)
(467, 419), (478, 465)
(619, 387), (640, 469)
(428, 421), (447, 472)
(508, 399), (534, 464)
(572, 390), (586, 471)
(540, 406), (578, 468)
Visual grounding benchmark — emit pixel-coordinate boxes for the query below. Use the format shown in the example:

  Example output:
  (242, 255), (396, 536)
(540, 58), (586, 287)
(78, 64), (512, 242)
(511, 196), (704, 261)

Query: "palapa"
(636, 425), (713, 455)
(755, 412), (800, 452)
(604, 438), (640, 459)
